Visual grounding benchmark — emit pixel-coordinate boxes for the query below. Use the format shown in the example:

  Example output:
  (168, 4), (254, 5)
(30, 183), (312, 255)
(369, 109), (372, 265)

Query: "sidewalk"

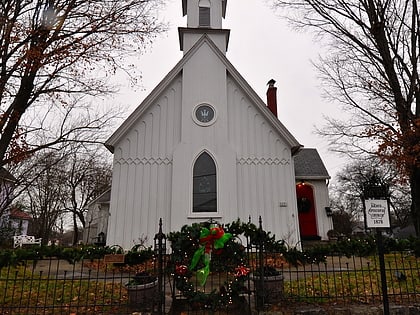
(255, 304), (420, 315)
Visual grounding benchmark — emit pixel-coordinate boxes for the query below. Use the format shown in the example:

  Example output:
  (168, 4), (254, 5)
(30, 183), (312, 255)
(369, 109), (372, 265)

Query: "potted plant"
(252, 265), (284, 305)
(125, 271), (158, 307)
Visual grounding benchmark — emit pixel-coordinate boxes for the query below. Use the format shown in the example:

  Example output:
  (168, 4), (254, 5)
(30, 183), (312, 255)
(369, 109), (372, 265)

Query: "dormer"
(179, 0), (230, 54)
(182, 0), (227, 28)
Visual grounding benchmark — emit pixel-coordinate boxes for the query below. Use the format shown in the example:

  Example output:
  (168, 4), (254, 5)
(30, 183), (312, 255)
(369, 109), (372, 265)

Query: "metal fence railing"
(1, 220), (420, 314)
(1, 251), (420, 314)
(276, 252), (420, 305)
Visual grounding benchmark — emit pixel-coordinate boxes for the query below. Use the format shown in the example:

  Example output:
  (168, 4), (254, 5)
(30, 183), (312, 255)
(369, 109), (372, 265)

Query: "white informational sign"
(364, 199), (390, 228)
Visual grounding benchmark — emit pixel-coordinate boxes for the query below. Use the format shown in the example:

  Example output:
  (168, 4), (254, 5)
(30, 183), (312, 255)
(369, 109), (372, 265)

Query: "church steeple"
(179, 0), (230, 54)
(182, 0), (227, 28)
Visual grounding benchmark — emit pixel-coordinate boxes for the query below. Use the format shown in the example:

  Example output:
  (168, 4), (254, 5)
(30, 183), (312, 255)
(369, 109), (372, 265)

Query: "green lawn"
(283, 253), (420, 304)
(0, 264), (128, 314)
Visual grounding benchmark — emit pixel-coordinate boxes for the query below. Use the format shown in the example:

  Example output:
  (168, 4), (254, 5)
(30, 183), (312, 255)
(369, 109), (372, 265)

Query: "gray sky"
(110, 0), (348, 180)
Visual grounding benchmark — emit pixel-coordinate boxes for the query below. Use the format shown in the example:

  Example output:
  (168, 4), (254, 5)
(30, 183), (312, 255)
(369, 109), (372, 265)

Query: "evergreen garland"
(0, 244), (153, 268)
(169, 221), (250, 310)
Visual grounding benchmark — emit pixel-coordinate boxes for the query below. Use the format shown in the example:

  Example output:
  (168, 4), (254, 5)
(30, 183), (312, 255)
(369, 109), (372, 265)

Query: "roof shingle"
(294, 148), (330, 180)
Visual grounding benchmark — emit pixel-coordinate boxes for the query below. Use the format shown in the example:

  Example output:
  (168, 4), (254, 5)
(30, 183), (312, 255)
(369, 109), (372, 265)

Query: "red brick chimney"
(266, 79), (278, 117)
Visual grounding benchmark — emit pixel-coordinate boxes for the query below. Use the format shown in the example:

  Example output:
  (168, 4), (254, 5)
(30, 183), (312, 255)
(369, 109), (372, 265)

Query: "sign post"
(362, 179), (390, 315)
(364, 199), (390, 229)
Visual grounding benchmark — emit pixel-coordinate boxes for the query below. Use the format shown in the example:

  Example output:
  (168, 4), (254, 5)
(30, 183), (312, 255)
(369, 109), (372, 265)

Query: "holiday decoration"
(169, 221), (248, 311)
(175, 264), (189, 276)
(190, 226), (232, 285)
(235, 266), (251, 278)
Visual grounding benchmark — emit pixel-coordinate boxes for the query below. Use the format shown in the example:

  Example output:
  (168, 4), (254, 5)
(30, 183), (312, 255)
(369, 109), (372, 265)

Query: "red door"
(296, 183), (318, 239)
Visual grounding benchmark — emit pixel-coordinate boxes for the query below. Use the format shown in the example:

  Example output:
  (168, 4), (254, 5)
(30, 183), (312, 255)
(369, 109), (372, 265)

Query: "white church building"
(103, 0), (332, 249)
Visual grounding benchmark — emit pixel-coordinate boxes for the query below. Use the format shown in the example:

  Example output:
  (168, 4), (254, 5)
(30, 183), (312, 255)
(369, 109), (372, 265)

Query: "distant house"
(82, 189), (111, 245)
(391, 224), (416, 239)
(352, 221), (367, 237)
(7, 208), (33, 235)
(0, 207), (33, 237)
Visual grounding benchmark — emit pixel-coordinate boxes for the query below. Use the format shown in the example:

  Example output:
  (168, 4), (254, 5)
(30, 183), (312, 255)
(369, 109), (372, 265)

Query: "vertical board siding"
(227, 76), (298, 245)
(108, 78), (182, 248)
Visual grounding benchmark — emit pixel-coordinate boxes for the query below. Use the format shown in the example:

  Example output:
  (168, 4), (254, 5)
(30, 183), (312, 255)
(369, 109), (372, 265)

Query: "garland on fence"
(168, 219), (420, 310)
(2, 219), (420, 271)
(169, 222), (250, 310)
(0, 244), (154, 269)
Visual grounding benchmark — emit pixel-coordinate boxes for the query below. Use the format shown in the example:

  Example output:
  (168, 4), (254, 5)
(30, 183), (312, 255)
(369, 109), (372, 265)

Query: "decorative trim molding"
(116, 157), (173, 166)
(237, 157), (290, 166)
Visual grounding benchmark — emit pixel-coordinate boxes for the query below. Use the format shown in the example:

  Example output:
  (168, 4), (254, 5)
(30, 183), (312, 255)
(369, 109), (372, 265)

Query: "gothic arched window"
(193, 152), (217, 212)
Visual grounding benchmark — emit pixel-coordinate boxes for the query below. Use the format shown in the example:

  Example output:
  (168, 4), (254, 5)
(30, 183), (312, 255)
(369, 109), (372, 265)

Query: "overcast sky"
(109, 0), (348, 180)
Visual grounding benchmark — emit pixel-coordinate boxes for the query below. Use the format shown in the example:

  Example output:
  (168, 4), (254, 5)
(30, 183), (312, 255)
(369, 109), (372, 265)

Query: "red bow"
(235, 266), (250, 277)
(175, 264), (188, 276)
(199, 227), (225, 253)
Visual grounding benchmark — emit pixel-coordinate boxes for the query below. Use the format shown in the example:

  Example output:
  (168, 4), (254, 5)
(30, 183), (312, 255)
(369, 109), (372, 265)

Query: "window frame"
(192, 103), (217, 126)
(190, 151), (220, 217)
(199, 6), (210, 27)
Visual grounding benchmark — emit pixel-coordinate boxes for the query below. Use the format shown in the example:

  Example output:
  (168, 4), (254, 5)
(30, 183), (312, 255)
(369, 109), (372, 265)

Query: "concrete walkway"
(255, 304), (420, 315)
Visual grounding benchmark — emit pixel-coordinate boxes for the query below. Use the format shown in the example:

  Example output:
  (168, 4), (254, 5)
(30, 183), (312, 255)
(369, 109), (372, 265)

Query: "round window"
(193, 104), (216, 126)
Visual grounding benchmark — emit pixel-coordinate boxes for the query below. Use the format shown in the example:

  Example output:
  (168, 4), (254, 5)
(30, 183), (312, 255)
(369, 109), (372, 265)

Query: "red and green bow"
(189, 226), (232, 286)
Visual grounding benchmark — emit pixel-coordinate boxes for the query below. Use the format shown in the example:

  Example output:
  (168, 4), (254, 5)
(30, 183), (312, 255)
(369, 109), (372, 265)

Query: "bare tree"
(272, 0), (420, 234)
(330, 157), (411, 230)
(0, 0), (166, 166)
(62, 147), (112, 245)
(0, 167), (16, 216)
(14, 144), (111, 244)
(330, 210), (355, 237)
(0, 99), (119, 221)
(23, 151), (68, 243)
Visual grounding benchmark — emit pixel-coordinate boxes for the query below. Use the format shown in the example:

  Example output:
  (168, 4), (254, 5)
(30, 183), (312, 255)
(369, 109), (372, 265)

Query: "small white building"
(10, 208), (32, 235)
(1, 208), (32, 236)
(104, 0), (332, 249)
(83, 189), (110, 245)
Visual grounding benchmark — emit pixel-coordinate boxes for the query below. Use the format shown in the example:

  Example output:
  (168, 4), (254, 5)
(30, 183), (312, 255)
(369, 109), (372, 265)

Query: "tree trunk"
(0, 75), (35, 164)
(72, 213), (79, 246)
(410, 166), (420, 235)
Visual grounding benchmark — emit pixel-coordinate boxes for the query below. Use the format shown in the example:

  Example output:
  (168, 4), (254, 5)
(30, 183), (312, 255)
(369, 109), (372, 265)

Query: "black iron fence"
(1, 220), (420, 314)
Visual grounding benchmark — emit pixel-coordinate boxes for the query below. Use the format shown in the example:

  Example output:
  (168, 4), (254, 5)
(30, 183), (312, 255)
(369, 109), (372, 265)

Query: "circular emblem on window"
(193, 104), (216, 126)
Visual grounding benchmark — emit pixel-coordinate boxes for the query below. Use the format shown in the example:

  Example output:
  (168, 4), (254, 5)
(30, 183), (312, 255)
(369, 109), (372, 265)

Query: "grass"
(282, 253), (420, 304)
(0, 263), (129, 314)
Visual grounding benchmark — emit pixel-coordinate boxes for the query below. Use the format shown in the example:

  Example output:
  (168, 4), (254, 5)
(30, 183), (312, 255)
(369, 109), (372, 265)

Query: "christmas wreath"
(168, 222), (250, 310)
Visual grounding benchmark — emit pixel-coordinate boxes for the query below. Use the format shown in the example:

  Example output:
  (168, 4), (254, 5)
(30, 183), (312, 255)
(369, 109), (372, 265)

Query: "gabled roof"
(9, 208), (32, 221)
(0, 167), (16, 182)
(106, 34), (302, 152)
(294, 148), (330, 180)
(86, 189), (111, 208)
